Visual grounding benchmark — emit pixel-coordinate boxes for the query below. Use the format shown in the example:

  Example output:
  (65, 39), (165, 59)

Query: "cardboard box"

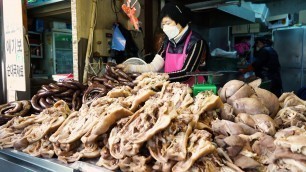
(249, 23), (260, 33)
(52, 74), (73, 82)
(51, 21), (67, 29)
(232, 25), (249, 34)
(267, 14), (291, 29)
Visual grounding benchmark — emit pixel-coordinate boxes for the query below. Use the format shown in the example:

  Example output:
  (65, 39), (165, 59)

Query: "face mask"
(163, 25), (179, 39)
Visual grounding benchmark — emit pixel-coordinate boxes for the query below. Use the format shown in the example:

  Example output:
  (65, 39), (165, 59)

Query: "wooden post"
(82, 0), (97, 84)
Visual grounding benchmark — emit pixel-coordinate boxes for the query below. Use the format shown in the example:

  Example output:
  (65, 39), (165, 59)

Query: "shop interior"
(0, 0), (306, 171)
(26, 0), (73, 96)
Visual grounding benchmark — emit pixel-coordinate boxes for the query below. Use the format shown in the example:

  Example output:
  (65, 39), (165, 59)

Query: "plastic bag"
(211, 48), (237, 58)
(111, 25), (126, 51)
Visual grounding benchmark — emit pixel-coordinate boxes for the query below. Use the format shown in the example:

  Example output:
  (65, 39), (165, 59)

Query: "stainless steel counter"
(0, 149), (111, 172)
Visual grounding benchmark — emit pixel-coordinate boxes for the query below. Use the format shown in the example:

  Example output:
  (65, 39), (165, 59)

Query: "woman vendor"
(118, 2), (207, 86)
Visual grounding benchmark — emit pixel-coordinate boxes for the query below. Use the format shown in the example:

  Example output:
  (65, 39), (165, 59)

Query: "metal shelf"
(0, 149), (76, 172)
(30, 44), (41, 46)
(0, 149), (112, 172)
(31, 55), (43, 58)
(28, 31), (41, 35)
(29, 31), (43, 59)
(56, 48), (72, 51)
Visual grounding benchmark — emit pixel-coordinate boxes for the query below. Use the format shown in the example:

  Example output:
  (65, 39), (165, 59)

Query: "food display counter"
(0, 72), (305, 171)
(0, 149), (111, 172)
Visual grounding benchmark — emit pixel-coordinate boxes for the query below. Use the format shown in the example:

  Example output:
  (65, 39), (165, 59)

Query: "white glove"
(123, 54), (164, 73)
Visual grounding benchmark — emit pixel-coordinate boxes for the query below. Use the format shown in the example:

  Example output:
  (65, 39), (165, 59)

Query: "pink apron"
(164, 31), (204, 86)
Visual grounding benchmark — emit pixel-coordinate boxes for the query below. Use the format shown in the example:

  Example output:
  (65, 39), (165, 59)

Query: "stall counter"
(0, 149), (111, 172)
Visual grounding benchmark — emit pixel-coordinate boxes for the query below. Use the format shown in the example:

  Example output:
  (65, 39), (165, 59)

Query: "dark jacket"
(157, 28), (206, 82)
(252, 46), (282, 96)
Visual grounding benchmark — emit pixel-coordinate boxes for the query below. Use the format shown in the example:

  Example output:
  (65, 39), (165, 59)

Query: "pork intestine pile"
(0, 73), (305, 172)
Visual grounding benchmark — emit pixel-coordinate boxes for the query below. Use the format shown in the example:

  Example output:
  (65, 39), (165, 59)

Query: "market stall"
(1, 0), (306, 171)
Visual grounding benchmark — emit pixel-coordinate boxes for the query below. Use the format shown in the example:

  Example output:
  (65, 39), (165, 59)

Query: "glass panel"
(54, 33), (72, 50)
(55, 50), (73, 74)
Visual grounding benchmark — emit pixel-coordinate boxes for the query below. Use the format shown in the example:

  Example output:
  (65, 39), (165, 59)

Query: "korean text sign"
(3, 0), (26, 91)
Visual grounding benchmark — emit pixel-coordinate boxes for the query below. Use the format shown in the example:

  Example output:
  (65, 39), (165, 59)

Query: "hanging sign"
(3, 0), (26, 91)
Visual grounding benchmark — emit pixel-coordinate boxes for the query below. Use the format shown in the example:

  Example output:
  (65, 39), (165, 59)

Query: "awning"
(186, 0), (256, 28)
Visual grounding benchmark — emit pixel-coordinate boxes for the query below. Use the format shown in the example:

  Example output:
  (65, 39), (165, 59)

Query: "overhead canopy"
(185, 0), (256, 28)
(27, 0), (71, 20)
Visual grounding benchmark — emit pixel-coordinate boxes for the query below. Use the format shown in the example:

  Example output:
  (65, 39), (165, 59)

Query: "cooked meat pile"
(0, 100), (70, 157)
(0, 75), (305, 172)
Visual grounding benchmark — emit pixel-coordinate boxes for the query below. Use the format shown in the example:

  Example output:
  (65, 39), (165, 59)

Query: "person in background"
(117, 2), (207, 86)
(241, 37), (283, 97)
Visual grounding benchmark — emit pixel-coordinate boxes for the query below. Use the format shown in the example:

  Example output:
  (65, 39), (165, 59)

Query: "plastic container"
(192, 84), (217, 96)
(52, 73), (73, 82)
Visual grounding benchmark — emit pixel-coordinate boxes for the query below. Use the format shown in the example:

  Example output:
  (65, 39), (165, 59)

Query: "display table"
(0, 149), (111, 172)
